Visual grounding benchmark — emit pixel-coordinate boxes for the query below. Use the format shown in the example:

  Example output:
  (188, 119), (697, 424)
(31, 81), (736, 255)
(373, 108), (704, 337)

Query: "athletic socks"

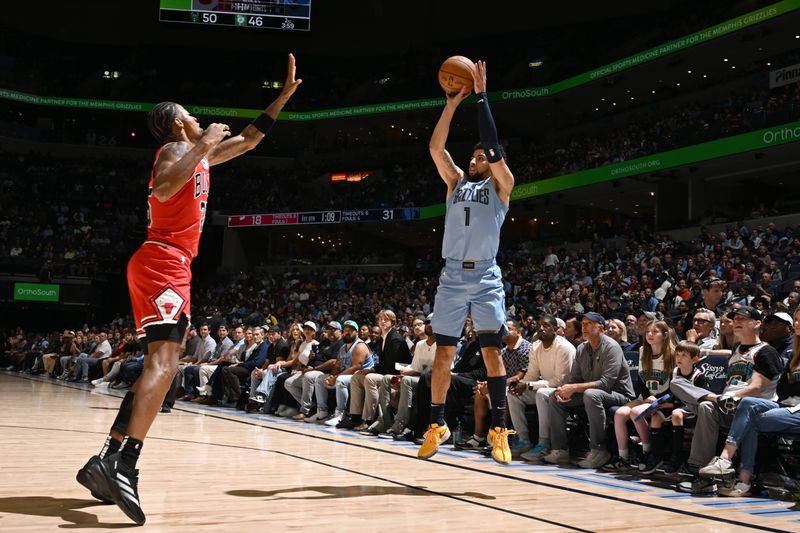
(120, 436), (143, 470)
(487, 375), (507, 428)
(429, 403), (445, 426)
(99, 435), (122, 460)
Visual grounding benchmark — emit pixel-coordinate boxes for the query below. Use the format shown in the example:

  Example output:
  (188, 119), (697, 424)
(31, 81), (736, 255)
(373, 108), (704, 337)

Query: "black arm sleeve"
(476, 92), (503, 163)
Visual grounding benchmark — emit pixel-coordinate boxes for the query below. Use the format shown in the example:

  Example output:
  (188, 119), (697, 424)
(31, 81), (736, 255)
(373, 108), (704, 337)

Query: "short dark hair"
(539, 314), (558, 328)
(674, 340), (700, 359)
(147, 101), (180, 144)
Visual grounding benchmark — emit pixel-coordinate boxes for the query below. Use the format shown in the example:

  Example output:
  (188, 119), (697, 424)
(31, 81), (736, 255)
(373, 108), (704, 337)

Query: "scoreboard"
(228, 208), (420, 227)
(159, 0), (311, 31)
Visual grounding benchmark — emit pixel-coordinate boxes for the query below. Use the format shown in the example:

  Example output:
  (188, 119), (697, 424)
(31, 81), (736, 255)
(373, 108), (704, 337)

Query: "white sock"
(643, 443), (652, 453)
(619, 448), (629, 461)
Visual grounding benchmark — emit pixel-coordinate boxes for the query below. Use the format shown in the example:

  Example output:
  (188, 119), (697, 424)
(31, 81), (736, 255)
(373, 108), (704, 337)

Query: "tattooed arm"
(208, 53), (302, 166)
(429, 86), (470, 199)
(152, 121), (230, 200)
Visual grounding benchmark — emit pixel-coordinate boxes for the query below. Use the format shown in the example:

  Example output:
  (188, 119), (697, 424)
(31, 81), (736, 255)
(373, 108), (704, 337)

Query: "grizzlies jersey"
(441, 177), (508, 261)
(639, 353), (669, 396)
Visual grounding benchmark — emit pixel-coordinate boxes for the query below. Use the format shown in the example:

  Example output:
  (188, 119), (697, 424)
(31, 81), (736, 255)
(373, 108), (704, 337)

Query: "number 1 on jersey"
(464, 206), (471, 227)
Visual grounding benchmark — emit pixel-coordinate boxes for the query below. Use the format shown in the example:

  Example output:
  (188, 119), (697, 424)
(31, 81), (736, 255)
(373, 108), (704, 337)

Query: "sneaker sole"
(417, 427), (451, 460)
(76, 457), (114, 504)
(639, 461), (664, 475)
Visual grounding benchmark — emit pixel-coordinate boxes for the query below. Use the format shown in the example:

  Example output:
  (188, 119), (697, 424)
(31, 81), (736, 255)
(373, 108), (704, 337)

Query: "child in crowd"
(604, 321), (676, 473)
(660, 341), (709, 474)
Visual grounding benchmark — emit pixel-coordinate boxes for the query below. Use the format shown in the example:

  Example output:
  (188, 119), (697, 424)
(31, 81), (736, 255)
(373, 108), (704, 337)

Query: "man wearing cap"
(672, 306), (783, 495)
(543, 312), (635, 469)
(286, 321), (343, 418)
(305, 320), (373, 426)
(339, 310), (410, 432)
(761, 312), (794, 366)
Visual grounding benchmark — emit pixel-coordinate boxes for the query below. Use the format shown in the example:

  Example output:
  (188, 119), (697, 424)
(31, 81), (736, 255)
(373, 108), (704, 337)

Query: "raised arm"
(429, 87), (470, 198)
(473, 60), (514, 206)
(208, 53), (302, 166)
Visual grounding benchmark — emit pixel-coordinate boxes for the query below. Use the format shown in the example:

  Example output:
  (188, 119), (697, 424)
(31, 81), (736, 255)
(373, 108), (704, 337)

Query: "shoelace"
(491, 428), (516, 451)
(423, 424), (443, 444)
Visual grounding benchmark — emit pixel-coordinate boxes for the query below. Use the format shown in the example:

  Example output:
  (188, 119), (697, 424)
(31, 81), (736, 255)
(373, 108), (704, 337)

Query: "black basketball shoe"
(76, 455), (114, 504)
(101, 452), (146, 525)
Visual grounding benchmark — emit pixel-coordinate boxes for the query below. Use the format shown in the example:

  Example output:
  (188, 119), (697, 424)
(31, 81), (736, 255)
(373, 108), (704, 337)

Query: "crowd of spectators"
(0, 152), (146, 276)
(3, 76), (797, 279)
(5, 213), (800, 498)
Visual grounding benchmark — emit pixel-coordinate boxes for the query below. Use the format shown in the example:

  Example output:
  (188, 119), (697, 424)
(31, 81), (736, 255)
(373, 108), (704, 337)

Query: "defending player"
(76, 54), (301, 525)
(418, 60), (516, 464)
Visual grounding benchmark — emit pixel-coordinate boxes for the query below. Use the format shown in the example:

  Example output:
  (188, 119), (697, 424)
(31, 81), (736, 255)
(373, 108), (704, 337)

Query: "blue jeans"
(314, 373), (352, 414)
(255, 368), (283, 405)
(725, 397), (780, 472)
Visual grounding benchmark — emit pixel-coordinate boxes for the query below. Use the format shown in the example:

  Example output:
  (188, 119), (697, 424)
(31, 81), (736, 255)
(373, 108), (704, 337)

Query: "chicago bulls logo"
(152, 287), (185, 322)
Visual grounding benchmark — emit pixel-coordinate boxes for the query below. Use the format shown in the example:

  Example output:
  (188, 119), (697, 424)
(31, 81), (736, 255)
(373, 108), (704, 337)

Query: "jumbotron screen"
(159, 0), (311, 31)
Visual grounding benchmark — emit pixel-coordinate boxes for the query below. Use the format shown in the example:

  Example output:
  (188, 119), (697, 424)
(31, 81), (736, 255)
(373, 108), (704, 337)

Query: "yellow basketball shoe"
(488, 426), (516, 465)
(417, 423), (451, 460)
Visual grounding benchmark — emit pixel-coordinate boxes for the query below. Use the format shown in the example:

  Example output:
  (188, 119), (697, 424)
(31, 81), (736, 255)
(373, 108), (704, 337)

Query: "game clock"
(159, 0), (311, 31)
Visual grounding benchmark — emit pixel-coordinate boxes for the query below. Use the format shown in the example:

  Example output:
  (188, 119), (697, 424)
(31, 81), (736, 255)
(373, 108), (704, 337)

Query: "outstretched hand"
(473, 60), (487, 93)
(282, 53), (303, 97)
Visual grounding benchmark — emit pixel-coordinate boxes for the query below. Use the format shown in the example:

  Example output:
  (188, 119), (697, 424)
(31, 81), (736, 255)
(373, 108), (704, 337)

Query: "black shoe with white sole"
(76, 455), (114, 504)
(101, 452), (146, 525)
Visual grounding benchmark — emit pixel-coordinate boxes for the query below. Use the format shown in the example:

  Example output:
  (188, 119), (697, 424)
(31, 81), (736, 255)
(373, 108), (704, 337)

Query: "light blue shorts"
(431, 258), (506, 338)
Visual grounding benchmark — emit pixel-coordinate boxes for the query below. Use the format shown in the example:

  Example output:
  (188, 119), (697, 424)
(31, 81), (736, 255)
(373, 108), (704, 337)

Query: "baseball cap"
(424, 313), (434, 324)
(581, 312), (606, 327)
(343, 320), (359, 330)
(555, 317), (566, 330)
(302, 320), (318, 332)
(727, 306), (762, 321)
(269, 325), (282, 333)
(764, 312), (792, 326)
(326, 321), (342, 330)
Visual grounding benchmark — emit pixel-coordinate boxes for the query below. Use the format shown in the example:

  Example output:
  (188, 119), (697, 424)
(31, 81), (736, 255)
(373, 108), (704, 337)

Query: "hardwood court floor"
(0, 372), (797, 532)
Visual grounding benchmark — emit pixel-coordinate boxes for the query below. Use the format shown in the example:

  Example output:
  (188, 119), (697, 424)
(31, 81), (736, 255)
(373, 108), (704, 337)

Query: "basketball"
(438, 55), (475, 96)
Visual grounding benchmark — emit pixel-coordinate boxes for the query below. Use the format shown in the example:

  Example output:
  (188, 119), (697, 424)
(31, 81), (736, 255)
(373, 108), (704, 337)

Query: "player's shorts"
(431, 258), (505, 338)
(127, 241), (192, 341)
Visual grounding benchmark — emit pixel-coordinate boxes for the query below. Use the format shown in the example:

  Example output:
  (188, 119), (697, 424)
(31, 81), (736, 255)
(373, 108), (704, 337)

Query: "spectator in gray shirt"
(542, 312), (635, 469)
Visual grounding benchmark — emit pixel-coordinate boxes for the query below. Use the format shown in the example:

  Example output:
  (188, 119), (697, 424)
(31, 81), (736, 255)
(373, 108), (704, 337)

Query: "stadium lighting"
(687, 70), (692, 74)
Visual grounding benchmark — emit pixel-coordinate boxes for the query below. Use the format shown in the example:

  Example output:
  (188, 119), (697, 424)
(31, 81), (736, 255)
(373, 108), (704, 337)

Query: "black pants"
(269, 371), (297, 412)
(412, 370), (477, 437)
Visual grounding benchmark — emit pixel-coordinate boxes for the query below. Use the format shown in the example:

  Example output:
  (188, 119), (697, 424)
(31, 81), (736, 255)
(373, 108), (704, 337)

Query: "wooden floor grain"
(0, 372), (795, 532)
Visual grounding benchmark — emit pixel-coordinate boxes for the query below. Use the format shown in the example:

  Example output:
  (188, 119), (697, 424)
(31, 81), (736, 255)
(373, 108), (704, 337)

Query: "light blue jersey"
(432, 175), (509, 337)
(441, 177), (508, 261)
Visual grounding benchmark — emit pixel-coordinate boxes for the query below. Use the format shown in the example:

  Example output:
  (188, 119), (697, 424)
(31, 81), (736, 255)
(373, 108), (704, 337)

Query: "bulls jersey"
(146, 145), (210, 259)
(441, 176), (508, 261)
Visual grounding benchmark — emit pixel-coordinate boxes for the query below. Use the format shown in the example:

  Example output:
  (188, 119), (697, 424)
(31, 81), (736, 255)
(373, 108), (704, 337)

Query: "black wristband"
(251, 113), (275, 134)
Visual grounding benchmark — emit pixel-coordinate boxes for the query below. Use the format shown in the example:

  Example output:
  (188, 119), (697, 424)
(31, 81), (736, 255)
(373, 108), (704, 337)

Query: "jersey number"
(199, 201), (207, 233)
(464, 206), (471, 226)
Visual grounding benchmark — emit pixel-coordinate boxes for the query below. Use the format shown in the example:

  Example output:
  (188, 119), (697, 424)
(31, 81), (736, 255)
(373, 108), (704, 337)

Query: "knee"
(335, 377), (349, 390)
(583, 389), (603, 406)
(615, 407), (630, 420)
(672, 410), (684, 425)
(697, 401), (714, 420)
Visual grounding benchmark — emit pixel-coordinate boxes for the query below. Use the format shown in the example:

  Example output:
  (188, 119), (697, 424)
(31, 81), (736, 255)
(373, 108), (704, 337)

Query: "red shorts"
(127, 242), (192, 339)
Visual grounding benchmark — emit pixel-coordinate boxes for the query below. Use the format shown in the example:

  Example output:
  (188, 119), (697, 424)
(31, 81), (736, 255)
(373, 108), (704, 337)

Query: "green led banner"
(3, 1), (798, 119)
(417, 120), (800, 219)
(13, 282), (60, 302)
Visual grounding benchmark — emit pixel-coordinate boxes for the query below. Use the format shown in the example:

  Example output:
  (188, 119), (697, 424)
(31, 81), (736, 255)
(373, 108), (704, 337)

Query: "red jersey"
(146, 145), (210, 259)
